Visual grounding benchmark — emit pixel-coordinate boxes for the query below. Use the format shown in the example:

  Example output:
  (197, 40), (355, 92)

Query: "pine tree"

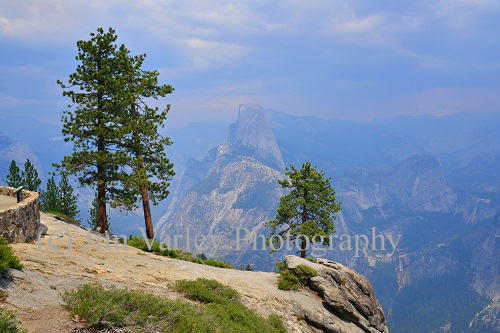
(88, 193), (99, 231)
(245, 264), (253, 271)
(22, 159), (41, 192)
(196, 253), (208, 260)
(40, 176), (59, 212)
(6, 160), (22, 188)
(58, 174), (79, 219)
(55, 27), (136, 233)
(114, 46), (174, 239)
(88, 192), (109, 231)
(266, 162), (341, 258)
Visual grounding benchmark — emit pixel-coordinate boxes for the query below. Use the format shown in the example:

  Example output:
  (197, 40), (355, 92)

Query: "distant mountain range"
(155, 105), (499, 333)
(1, 107), (499, 333)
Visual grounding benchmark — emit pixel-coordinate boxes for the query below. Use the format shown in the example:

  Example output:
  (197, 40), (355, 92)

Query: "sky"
(1, 0), (500, 128)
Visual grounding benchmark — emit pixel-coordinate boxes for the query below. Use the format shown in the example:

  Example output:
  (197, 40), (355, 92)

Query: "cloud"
(432, 0), (500, 27)
(1, 0), (499, 126)
(180, 38), (250, 70)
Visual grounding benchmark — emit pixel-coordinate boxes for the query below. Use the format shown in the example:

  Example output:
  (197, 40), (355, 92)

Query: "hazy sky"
(1, 0), (499, 128)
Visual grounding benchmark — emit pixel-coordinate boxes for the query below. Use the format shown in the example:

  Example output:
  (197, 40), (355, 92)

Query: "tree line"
(5, 159), (78, 219)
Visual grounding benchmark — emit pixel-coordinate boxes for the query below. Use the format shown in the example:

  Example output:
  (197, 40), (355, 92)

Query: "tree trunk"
(96, 55), (107, 234)
(96, 135), (107, 232)
(137, 155), (154, 239)
(97, 137), (108, 234)
(301, 187), (308, 258)
(300, 235), (307, 258)
(141, 183), (154, 239)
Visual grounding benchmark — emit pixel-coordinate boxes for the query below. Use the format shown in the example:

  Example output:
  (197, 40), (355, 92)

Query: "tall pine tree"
(22, 159), (41, 192)
(40, 176), (59, 212)
(6, 160), (22, 188)
(266, 162), (341, 258)
(117, 51), (175, 239)
(58, 174), (79, 219)
(55, 27), (136, 233)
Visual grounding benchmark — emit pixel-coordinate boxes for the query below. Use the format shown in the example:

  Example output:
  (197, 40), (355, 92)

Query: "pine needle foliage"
(266, 162), (341, 258)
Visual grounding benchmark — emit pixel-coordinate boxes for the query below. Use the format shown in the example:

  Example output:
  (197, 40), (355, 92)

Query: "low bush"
(0, 289), (8, 302)
(278, 269), (301, 290)
(63, 283), (286, 333)
(275, 261), (318, 291)
(45, 211), (81, 226)
(0, 237), (23, 271)
(201, 259), (234, 269)
(0, 307), (26, 333)
(127, 236), (235, 269)
(174, 278), (239, 304)
(294, 264), (318, 282)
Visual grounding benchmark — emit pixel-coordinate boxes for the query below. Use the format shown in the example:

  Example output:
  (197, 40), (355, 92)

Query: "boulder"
(285, 255), (389, 333)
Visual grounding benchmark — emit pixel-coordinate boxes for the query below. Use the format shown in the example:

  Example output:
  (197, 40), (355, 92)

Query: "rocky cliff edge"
(3, 212), (389, 333)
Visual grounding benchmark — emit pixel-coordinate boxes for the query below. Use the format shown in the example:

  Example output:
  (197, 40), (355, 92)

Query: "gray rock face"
(386, 154), (456, 212)
(470, 296), (500, 332)
(285, 255), (389, 333)
(229, 104), (284, 168)
(155, 141), (286, 267)
(155, 104), (287, 268)
(337, 154), (457, 221)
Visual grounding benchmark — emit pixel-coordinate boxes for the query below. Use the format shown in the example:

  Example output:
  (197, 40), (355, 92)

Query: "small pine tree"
(22, 159), (41, 192)
(40, 176), (59, 212)
(6, 160), (22, 188)
(245, 264), (253, 271)
(196, 253), (208, 260)
(88, 193), (102, 231)
(58, 174), (79, 219)
(266, 162), (341, 258)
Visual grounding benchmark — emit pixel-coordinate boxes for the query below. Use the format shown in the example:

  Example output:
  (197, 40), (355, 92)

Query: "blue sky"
(1, 0), (499, 128)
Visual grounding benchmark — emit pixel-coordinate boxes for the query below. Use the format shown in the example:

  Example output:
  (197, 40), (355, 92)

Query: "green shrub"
(274, 261), (286, 272)
(307, 258), (317, 263)
(46, 211), (81, 226)
(126, 236), (235, 269)
(191, 257), (203, 264)
(196, 253), (208, 260)
(202, 259), (234, 269)
(177, 251), (194, 262)
(63, 283), (286, 333)
(0, 307), (26, 333)
(174, 278), (239, 304)
(0, 289), (8, 302)
(0, 237), (23, 271)
(275, 262), (318, 291)
(277, 269), (301, 290)
(294, 264), (318, 283)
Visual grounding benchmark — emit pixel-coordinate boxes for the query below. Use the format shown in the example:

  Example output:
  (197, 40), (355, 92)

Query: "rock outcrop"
(285, 255), (389, 333)
(229, 104), (285, 169)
